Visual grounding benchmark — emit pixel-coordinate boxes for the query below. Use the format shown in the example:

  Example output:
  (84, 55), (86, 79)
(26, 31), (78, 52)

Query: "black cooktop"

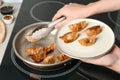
(1, 0), (120, 80)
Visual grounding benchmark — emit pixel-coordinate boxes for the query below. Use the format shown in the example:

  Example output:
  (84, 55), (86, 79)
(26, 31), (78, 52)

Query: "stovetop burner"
(108, 11), (120, 42)
(1, 0), (120, 80)
(108, 11), (120, 26)
(11, 49), (89, 80)
(30, 1), (64, 21)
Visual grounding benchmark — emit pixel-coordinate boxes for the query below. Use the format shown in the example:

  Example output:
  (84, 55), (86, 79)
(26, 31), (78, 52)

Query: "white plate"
(55, 18), (115, 59)
(0, 20), (6, 44)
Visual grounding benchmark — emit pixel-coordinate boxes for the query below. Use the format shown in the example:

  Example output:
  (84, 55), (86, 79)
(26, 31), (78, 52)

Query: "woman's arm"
(52, 0), (120, 73)
(88, 0), (120, 16)
(52, 0), (120, 28)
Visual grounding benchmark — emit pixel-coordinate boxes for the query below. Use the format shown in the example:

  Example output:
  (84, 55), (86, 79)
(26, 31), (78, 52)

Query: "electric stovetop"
(1, 0), (120, 80)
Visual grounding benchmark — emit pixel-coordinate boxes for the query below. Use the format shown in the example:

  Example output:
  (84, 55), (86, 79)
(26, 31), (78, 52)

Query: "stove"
(1, 0), (120, 80)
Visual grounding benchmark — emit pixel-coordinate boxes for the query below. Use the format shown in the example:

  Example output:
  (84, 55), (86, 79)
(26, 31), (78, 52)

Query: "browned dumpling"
(25, 43), (56, 63)
(31, 52), (46, 63)
(30, 48), (47, 63)
(25, 46), (43, 56)
(44, 43), (56, 53)
(57, 54), (69, 62)
(69, 21), (87, 32)
(59, 32), (79, 43)
(83, 25), (101, 37)
(42, 55), (55, 64)
(25, 35), (40, 43)
(78, 37), (96, 46)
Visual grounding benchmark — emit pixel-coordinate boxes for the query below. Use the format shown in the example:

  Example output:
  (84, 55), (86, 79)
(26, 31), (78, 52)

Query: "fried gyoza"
(25, 43), (56, 63)
(69, 21), (87, 32)
(60, 32), (79, 43)
(44, 43), (56, 53)
(83, 25), (101, 37)
(57, 54), (69, 62)
(78, 37), (96, 46)
(42, 55), (55, 64)
(25, 46), (43, 56)
(30, 48), (46, 63)
(25, 35), (40, 43)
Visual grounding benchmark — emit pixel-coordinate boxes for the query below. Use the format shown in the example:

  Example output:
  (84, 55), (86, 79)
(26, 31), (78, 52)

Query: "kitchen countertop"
(0, 2), (22, 65)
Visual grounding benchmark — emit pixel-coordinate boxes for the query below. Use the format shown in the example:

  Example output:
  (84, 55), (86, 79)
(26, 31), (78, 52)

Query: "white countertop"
(3, 0), (23, 3)
(0, 2), (22, 65)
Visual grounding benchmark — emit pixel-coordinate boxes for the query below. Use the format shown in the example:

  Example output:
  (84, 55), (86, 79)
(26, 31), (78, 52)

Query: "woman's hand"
(52, 3), (93, 29)
(52, 0), (120, 73)
(52, 0), (120, 29)
(81, 45), (120, 73)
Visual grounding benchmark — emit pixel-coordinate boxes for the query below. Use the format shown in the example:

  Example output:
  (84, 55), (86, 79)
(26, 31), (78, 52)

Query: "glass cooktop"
(1, 0), (120, 80)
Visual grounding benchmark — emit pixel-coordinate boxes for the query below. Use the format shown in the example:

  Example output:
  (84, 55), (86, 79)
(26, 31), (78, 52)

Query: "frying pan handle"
(29, 73), (41, 80)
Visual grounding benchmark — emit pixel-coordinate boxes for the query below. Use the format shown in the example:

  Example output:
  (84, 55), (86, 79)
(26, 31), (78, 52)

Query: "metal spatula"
(32, 16), (66, 39)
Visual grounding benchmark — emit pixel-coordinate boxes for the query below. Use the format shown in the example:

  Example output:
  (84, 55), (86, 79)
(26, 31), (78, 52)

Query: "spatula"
(32, 16), (66, 39)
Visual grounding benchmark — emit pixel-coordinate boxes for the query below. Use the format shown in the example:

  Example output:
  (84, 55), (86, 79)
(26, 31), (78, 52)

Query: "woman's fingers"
(52, 4), (67, 21)
(54, 18), (72, 29)
(81, 45), (120, 66)
(52, 11), (62, 21)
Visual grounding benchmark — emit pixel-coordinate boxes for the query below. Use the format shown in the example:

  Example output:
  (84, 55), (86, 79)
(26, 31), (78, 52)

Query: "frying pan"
(12, 22), (73, 69)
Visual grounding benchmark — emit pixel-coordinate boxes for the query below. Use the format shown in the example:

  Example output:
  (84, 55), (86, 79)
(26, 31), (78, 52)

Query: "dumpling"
(69, 21), (87, 32)
(25, 35), (40, 43)
(59, 32), (79, 43)
(25, 46), (43, 56)
(25, 43), (56, 63)
(57, 54), (69, 62)
(78, 37), (96, 46)
(83, 25), (101, 37)
(30, 48), (47, 63)
(42, 55), (55, 64)
(44, 43), (56, 53)
(31, 52), (45, 63)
